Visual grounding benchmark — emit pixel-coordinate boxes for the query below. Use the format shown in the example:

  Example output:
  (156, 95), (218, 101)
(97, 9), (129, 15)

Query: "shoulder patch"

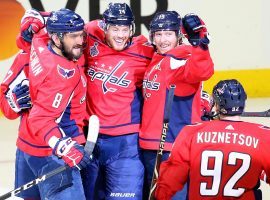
(90, 42), (99, 57)
(98, 20), (105, 30)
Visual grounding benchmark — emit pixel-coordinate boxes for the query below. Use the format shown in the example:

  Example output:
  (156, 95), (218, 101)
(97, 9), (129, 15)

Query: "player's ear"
(51, 34), (61, 46)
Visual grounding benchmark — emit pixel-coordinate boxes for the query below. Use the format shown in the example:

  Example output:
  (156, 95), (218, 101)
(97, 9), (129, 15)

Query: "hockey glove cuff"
(182, 13), (210, 50)
(21, 9), (45, 43)
(50, 136), (92, 170)
(6, 79), (32, 113)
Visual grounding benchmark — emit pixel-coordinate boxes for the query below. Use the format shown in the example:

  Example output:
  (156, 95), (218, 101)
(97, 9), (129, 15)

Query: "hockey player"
(156, 79), (269, 200)
(0, 9), (46, 120)
(1, 9), (91, 199)
(81, 3), (154, 199)
(0, 54), (31, 119)
(139, 11), (214, 199)
(17, 3), (154, 200)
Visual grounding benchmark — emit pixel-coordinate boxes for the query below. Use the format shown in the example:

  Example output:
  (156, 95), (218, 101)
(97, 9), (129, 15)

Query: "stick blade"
(84, 115), (99, 154)
(88, 115), (100, 142)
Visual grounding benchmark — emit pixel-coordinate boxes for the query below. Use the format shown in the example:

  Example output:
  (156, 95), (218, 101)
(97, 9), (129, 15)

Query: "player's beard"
(62, 43), (84, 61)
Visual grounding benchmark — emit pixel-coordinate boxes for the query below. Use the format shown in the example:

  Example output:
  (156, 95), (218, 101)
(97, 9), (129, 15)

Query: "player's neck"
(219, 115), (241, 121)
(51, 45), (64, 57)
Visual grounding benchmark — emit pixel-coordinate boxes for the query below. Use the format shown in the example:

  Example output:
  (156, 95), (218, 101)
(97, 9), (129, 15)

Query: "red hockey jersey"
(84, 20), (154, 135)
(156, 120), (270, 200)
(139, 45), (214, 151)
(16, 32), (87, 156)
(0, 52), (29, 120)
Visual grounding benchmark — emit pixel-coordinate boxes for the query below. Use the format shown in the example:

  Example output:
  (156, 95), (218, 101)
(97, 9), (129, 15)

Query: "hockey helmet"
(46, 9), (85, 34)
(149, 11), (181, 43)
(212, 79), (247, 115)
(103, 3), (135, 36)
(103, 3), (134, 26)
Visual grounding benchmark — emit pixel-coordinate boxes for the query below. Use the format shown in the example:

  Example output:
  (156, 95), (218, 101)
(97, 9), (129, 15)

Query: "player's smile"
(105, 25), (131, 51)
(153, 30), (178, 54)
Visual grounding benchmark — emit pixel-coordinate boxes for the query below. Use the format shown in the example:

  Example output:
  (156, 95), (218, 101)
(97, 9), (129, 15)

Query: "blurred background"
(1, 0), (270, 96)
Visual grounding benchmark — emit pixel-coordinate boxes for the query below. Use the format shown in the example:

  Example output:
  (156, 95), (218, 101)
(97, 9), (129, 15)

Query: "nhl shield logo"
(90, 42), (99, 57)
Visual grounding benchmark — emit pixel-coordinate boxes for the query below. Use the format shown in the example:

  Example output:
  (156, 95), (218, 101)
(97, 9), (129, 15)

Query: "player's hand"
(182, 13), (210, 49)
(20, 9), (45, 43)
(11, 79), (32, 112)
(52, 137), (92, 170)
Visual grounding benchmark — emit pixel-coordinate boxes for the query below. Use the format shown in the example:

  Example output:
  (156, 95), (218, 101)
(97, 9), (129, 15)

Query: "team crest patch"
(98, 20), (105, 30)
(90, 42), (99, 57)
(57, 65), (75, 79)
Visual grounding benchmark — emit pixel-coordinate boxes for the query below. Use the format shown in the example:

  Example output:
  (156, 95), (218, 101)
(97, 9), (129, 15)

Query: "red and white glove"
(20, 9), (45, 43)
(49, 136), (91, 170)
(5, 79), (31, 113)
(182, 13), (210, 49)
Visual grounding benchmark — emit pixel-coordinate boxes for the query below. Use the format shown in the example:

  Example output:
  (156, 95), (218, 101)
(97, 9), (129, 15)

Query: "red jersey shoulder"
(1, 52), (29, 93)
(183, 121), (208, 132)
(128, 35), (154, 58)
(165, 44), (192, 59)
(85, 20), (105, 41)
(31, 37), (81, 87)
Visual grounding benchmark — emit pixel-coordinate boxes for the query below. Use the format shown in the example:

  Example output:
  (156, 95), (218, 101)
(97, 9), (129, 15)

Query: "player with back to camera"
(0, 8), (91, 199)
(139, 11), (214, 199)
(156, 79), (270, 200)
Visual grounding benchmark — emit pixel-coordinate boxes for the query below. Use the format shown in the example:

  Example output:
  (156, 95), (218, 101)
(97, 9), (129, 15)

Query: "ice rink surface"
(0, 98), (269, 199)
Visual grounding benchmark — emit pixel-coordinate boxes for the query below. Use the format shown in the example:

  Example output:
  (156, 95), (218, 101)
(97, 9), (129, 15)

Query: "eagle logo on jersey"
(57, 65), (75, 79)
(87, 60), (131, 94)
(90, 42), (99, 57)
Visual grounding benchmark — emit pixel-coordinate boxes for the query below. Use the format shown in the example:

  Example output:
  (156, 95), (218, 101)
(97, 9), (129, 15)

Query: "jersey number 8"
(52, 93), (63, 108)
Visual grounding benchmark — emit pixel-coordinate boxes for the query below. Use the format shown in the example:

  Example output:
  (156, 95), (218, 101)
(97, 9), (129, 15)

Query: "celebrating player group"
(0, 2), (269, 200)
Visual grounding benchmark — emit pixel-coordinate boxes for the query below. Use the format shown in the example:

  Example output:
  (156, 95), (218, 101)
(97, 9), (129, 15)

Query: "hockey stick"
(148, 85), (176, 200)
(0, 115), (99, 200)
(241, 109), (270, 117)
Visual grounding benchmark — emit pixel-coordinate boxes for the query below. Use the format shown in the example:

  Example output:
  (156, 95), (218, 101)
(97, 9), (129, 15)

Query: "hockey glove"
(51, 136), (91, 170)
(20, 9), (45, 43)
(182, 13), (210, 49)
(10, 79), (32, 112)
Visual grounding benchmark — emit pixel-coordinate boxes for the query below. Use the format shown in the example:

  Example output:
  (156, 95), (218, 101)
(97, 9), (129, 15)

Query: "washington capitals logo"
(57, 65), (75, 79)
(87, 61), (131, 94)
(90, 42), (99, 57)
(143, 62), (162, 99)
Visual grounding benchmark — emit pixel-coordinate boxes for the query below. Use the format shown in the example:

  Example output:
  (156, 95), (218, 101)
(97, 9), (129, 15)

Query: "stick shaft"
(0, 115), (99, 200)
(241, 109), (270, 117)
(148, 85), (176, 200)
